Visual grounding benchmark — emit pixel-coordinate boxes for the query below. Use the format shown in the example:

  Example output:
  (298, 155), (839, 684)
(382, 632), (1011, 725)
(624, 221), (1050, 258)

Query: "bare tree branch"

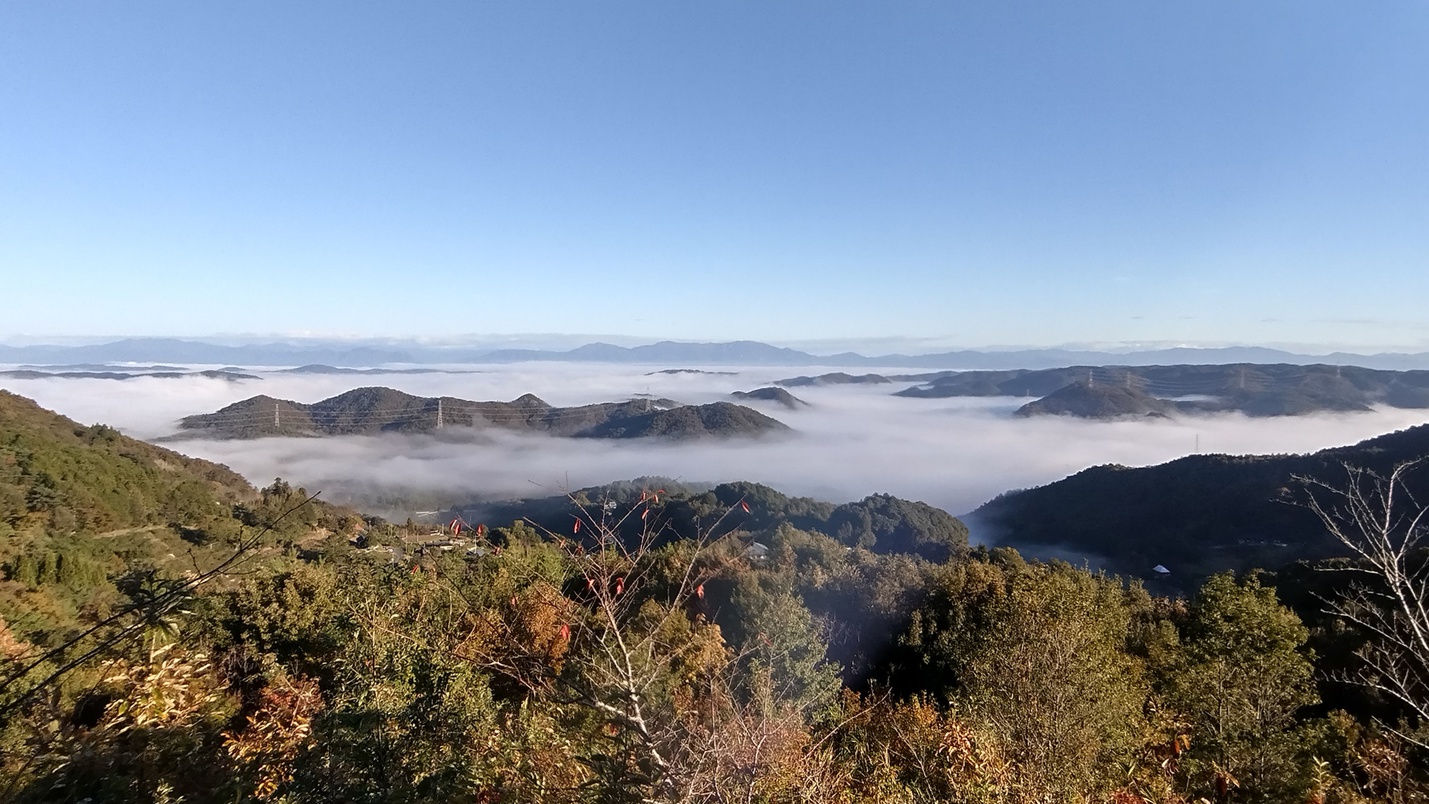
(1295, 460), (1429, 749)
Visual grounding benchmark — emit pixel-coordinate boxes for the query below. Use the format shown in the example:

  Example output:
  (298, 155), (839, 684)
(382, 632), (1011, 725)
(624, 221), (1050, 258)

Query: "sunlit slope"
(0, 389), (255, 538)
(180, 387), (789, 440)
(0, 390), (359, 649)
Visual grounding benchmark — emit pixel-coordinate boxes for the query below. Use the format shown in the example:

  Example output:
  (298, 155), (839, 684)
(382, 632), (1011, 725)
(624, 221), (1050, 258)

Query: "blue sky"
(2, 2), (1427, 351)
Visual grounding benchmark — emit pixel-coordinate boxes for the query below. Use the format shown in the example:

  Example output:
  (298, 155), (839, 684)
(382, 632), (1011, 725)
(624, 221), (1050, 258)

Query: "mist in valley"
(5, 362), (1427, 524)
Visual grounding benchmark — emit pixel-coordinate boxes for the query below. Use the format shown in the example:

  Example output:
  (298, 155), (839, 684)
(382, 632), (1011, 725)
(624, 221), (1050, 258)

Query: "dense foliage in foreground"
(0, 390), (1425, 803)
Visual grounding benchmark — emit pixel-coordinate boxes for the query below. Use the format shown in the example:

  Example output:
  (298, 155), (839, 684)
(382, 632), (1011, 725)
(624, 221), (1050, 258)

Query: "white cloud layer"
(6, 363), (1427, 520)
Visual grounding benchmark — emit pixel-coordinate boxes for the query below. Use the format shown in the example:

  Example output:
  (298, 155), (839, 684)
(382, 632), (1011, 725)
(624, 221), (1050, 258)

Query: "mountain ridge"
(7, 337), (1429, 370)
(178, 387), (789, 440)
(969, 423), (1429, 589)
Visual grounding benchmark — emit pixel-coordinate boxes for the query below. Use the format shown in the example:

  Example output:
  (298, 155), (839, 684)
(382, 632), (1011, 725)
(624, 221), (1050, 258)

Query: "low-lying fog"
(6, 363), (1428, 519)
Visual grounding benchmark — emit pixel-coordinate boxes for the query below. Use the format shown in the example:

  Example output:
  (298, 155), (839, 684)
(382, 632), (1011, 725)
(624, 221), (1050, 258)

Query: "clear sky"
(2, 2), (1427, 351)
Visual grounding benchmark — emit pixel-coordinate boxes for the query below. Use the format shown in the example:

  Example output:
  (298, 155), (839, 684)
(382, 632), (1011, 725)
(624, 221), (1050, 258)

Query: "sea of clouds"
(5, 362), (1428, 522)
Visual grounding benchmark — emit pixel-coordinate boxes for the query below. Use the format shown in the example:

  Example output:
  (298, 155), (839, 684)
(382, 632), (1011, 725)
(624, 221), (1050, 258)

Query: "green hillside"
(181, 387), (787, 439)
(972, 422), (1429, 586)
(897, 362), (1429, 417)
(0, 391), (358, 650)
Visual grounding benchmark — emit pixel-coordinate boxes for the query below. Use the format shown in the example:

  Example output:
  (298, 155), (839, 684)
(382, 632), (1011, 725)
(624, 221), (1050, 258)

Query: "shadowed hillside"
(972, 423), (1429, 587)
(898, 362), (1429, 417)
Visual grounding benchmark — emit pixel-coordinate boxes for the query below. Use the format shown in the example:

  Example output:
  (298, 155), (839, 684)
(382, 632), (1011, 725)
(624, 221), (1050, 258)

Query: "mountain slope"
(1015, 382), (1177, 418)
(180, 389), (787, 440)
(730, 387), (809, 409)
(971, 424), (1429, 587)
(900, 363), (1429, 417)
(1, 391), (256, 538)
(575, 401), (791, 440)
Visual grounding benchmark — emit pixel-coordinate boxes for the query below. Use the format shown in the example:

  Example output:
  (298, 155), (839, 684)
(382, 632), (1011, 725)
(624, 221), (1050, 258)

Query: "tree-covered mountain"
(179, 387), (789, 440)
(899, 362), (1429, 417)
(573, 400), (791, 440)
(457, 479), (968, 564)
(775, 372), (896, 387)
(1013, 381), (1178, 419)
(730, 386), (809, 409)
(0, 390), (365, 650)
(971, 423), (1429, 587)
(0, 391), (254, 535)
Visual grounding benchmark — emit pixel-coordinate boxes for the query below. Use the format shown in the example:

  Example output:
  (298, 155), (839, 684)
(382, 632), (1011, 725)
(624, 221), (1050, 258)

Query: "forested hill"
(1012, 382), (1177, 419)
(1, 390), (255, 535)
(179, 387), (790, 440)
(0, 390), (365, 651)
(574, 401), (793, 439)
(730, 386), (809, 409)
(457, 478), (970, 564)
(972, 422), (1429, 586)
(897, 362), (1429, 417)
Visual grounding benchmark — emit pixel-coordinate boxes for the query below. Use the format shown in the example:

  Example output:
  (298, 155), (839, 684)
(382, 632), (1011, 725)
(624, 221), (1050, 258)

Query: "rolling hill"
(1014, 382), (1177, 419)
(0, 390), (364, 650)
(730, 387), (809, 409)
(178, 387), (789, 440)
(970, 423), (1429, 588)
(899, 363), (1429, 417)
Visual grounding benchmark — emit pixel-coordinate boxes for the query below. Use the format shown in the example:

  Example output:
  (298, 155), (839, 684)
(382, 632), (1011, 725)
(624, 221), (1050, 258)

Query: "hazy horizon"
(5, 332), (1429, 359)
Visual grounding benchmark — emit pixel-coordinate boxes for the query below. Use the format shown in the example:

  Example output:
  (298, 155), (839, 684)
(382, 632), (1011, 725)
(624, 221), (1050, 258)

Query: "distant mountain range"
(0, 368), (257, 381)
(177, 387), (790, 441)
(6, 337), (1429, 370)
(0, 363), (477, 381)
